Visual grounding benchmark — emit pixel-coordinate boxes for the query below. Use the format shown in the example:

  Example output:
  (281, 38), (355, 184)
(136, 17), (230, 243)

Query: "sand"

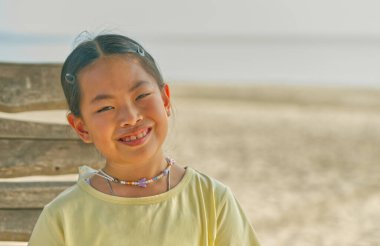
(169, 84), (380, 246)
(1, 84), (380, 246)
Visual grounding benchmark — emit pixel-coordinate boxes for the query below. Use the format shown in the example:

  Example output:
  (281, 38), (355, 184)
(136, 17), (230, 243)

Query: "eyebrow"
(129, 80), (150, 92)
(90, 94), (114, 104)
(90, 80), (150, 104)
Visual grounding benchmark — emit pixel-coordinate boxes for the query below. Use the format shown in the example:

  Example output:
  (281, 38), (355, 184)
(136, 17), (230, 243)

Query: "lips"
(117, 127), (152, 146)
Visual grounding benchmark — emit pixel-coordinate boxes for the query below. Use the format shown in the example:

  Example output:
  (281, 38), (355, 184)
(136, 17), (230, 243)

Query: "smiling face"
(68, 55), (170, 166)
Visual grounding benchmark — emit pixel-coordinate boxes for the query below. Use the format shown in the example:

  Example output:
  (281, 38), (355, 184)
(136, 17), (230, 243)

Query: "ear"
(161, 84), (171, 116)
(66, 113), (93, 143)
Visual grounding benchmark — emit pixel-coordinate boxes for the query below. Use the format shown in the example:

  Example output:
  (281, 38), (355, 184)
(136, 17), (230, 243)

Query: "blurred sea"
(1, 33), (379, 87)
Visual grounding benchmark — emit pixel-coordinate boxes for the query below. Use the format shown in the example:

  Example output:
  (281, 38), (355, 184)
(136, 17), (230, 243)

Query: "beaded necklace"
(95, 157), (174, 188)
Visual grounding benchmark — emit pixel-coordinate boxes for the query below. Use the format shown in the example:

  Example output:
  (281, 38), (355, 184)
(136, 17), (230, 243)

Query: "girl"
(29, 33), (261, 245)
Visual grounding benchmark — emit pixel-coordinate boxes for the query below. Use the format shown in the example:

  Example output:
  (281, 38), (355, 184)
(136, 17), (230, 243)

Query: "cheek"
(144, 100), (168, 131)
(144, 93), (165, 114)
(87, 116), (114, 137)
(146, 102), (167, 121)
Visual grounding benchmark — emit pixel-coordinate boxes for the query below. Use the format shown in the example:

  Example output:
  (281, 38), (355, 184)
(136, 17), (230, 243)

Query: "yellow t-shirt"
(29, 166), (260, 246)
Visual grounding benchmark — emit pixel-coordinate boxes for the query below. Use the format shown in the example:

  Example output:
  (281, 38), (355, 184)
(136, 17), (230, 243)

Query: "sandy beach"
(1, 84), (380, 246)
(169, 84), (380, 246)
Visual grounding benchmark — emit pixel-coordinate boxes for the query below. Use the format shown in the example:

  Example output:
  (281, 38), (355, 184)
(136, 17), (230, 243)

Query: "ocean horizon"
(1, 33), (379, 88)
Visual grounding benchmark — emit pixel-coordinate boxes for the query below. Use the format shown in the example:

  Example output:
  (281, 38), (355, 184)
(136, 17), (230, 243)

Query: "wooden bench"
(0, 63), (104, 241)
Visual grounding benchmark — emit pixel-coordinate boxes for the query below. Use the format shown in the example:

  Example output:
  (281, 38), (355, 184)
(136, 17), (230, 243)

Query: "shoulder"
(189, 167), (228, 188)
(187, 167), (232, 207)
(29, 184), (84, 244)
(43, 166), (98, 213)
(42, 183), (84, 216)
(186, 170), (262, 245)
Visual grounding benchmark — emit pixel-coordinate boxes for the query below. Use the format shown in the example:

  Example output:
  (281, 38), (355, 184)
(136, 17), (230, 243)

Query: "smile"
(118, 127), (152, 146)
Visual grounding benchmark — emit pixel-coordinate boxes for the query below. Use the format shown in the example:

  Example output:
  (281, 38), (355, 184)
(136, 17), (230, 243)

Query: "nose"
(118, 104), (143, 127)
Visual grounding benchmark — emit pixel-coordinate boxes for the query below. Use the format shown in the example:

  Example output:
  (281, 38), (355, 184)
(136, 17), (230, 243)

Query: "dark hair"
(61, 34), (164, 117)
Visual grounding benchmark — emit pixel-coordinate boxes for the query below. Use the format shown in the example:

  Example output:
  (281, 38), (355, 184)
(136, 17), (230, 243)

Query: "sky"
(0, 0), (379, 85)
(1, 0), (380, 37)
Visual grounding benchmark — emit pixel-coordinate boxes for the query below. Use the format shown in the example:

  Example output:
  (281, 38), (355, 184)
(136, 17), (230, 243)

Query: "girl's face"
(68, 55), (170, 166)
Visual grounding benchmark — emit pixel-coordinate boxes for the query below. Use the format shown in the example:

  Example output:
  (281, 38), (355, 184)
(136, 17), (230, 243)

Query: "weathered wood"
(0, 118), (77, 139)
(0, 209), (41, 241)
(0, 181), (75, 208)
(0, 62), (66, 112)
(0, 139), (104, 177)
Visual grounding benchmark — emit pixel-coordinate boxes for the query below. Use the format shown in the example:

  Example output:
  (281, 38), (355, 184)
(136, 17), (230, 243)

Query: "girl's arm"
(215, 187), (261, 246)
(28, 207), (64, 246)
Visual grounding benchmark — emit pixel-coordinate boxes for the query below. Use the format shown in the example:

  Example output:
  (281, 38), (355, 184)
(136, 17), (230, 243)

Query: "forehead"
(77, 55), (156, 101)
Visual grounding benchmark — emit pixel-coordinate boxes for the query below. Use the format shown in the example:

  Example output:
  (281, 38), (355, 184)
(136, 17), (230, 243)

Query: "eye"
(136, 93), (151, 101)
(96, 106), (114, 113)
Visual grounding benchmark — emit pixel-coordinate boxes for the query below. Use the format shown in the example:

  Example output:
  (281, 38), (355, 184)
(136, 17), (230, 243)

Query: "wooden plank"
(0, 181), (75, 208)
(0, 209), (41, 241)
(0, 118), (77, 139)
(0, 62), (66, 112)
(0, 139), (104, 177)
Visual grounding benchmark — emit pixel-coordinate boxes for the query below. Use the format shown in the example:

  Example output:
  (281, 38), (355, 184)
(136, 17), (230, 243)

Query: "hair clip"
(137, 46), (145, 56)
(65, 73), (75, 84)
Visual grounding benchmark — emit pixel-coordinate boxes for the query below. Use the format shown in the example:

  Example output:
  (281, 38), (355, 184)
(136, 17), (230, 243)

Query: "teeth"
(120, 129), (149, 142)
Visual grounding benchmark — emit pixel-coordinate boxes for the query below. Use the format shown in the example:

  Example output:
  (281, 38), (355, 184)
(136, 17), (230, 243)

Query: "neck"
(102, 152), (167, 181)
